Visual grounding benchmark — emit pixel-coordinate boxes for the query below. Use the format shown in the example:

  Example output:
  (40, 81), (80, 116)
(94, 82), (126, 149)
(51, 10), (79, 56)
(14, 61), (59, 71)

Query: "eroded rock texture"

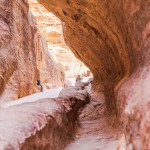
(28, 0), (88, 78)
(37, 0), (150, 149)
(0, 90), (89, 149)
(0, 0), (64, 104)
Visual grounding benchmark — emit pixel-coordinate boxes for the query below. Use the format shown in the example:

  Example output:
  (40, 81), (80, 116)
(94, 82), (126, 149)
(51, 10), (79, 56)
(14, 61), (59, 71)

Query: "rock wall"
(37, 0), (150, 149)
(0, 0), (64, 104)
(28, 0), (88, 78)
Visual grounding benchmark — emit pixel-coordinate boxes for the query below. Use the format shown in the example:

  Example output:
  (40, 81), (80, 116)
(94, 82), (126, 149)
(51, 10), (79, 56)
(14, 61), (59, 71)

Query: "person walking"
(36, 80), (43, 92)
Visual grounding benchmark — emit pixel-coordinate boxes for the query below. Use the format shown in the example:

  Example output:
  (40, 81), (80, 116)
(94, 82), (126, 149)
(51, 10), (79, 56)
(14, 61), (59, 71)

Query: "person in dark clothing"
(36, 80), (43, 92)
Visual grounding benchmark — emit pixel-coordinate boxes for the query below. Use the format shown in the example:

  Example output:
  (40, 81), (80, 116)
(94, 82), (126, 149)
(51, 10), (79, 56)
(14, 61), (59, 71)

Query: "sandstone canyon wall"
(0, 0), (64, 104)
(28, 0), (88, 78)
(38, 0), (150, 149)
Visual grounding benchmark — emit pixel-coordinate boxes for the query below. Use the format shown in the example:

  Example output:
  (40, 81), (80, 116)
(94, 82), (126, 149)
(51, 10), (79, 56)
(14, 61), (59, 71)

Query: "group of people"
(76, 71), (92, 83)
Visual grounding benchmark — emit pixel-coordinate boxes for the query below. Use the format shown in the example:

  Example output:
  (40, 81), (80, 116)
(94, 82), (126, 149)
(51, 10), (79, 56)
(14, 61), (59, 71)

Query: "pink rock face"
(117, 69), (150, 149)
(0, 90), (89, 149)
(37, 0), (150, 149)
(0, 0), (64, 104)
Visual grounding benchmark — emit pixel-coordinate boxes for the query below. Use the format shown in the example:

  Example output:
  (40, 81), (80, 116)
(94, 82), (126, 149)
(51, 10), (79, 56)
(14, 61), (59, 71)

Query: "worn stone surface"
(0, 90), (89, 149)
(37, 0), (150, 149)
(28, 0), (88, 78)
(65, 93), (125, 150)
(0, 0), (64, 104)
(117, 70), (150, 150)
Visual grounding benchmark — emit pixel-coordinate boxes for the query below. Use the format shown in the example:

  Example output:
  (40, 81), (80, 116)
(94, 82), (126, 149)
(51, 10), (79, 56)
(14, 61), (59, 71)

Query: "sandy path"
(65, 95), (125, 150)
(1, 87), (63, 108)
(1, 77), (91, 108)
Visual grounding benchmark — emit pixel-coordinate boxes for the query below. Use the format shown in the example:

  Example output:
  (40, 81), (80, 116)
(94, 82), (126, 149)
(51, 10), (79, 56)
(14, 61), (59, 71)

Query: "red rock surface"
(0, 90), (89, 149)
(0, 0), (64, 104)
(37, 0), (150, 149)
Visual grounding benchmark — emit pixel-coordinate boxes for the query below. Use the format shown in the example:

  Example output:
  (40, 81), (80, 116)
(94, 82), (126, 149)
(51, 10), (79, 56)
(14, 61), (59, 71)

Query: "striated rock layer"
(28, 0), (88, 78)
(38, 0), (150, 149)
(0, 0), (64, 104)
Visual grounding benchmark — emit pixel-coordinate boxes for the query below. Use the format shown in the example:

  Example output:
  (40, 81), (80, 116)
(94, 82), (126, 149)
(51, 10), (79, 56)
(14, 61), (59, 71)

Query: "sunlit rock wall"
(29, 0), (88, 78)
(38, 0), (150, 149)
(0, 0), (64, 104)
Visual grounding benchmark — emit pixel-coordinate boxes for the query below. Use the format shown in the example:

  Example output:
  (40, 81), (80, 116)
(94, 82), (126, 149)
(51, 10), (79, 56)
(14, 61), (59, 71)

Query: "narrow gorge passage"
(28, 1), (123, 149)
(37, 0), (150, 149)
(0, 0), (149, 149)
(65, 94), (122, 150)
(57, 80), (121, 150)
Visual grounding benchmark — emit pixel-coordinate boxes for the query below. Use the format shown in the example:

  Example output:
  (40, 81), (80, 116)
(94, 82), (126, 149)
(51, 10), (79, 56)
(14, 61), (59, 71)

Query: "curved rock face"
(37, 0), (150, 149)
(37, 0), (137, 110)
(0, 0), (64, 104)
(28, 0), (88, 78)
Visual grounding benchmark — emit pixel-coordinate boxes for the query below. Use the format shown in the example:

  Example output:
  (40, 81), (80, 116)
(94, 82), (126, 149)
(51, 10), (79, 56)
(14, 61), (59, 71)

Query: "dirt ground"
(65, 93), (126, 150)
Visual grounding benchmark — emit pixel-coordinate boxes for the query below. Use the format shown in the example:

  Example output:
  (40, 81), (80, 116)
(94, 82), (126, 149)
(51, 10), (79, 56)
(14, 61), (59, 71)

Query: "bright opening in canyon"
(0, 0), (149, 149)
(29, 0), (89, 79)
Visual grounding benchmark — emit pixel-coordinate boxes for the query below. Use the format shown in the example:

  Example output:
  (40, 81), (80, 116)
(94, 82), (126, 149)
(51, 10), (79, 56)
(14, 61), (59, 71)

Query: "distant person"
(76, 75), (82, 82)
(36, 80), (43, 92)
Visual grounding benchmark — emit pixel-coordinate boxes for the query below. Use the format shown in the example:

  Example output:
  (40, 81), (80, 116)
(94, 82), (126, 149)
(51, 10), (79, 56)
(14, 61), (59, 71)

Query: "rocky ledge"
(0, 89), (89, 149)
